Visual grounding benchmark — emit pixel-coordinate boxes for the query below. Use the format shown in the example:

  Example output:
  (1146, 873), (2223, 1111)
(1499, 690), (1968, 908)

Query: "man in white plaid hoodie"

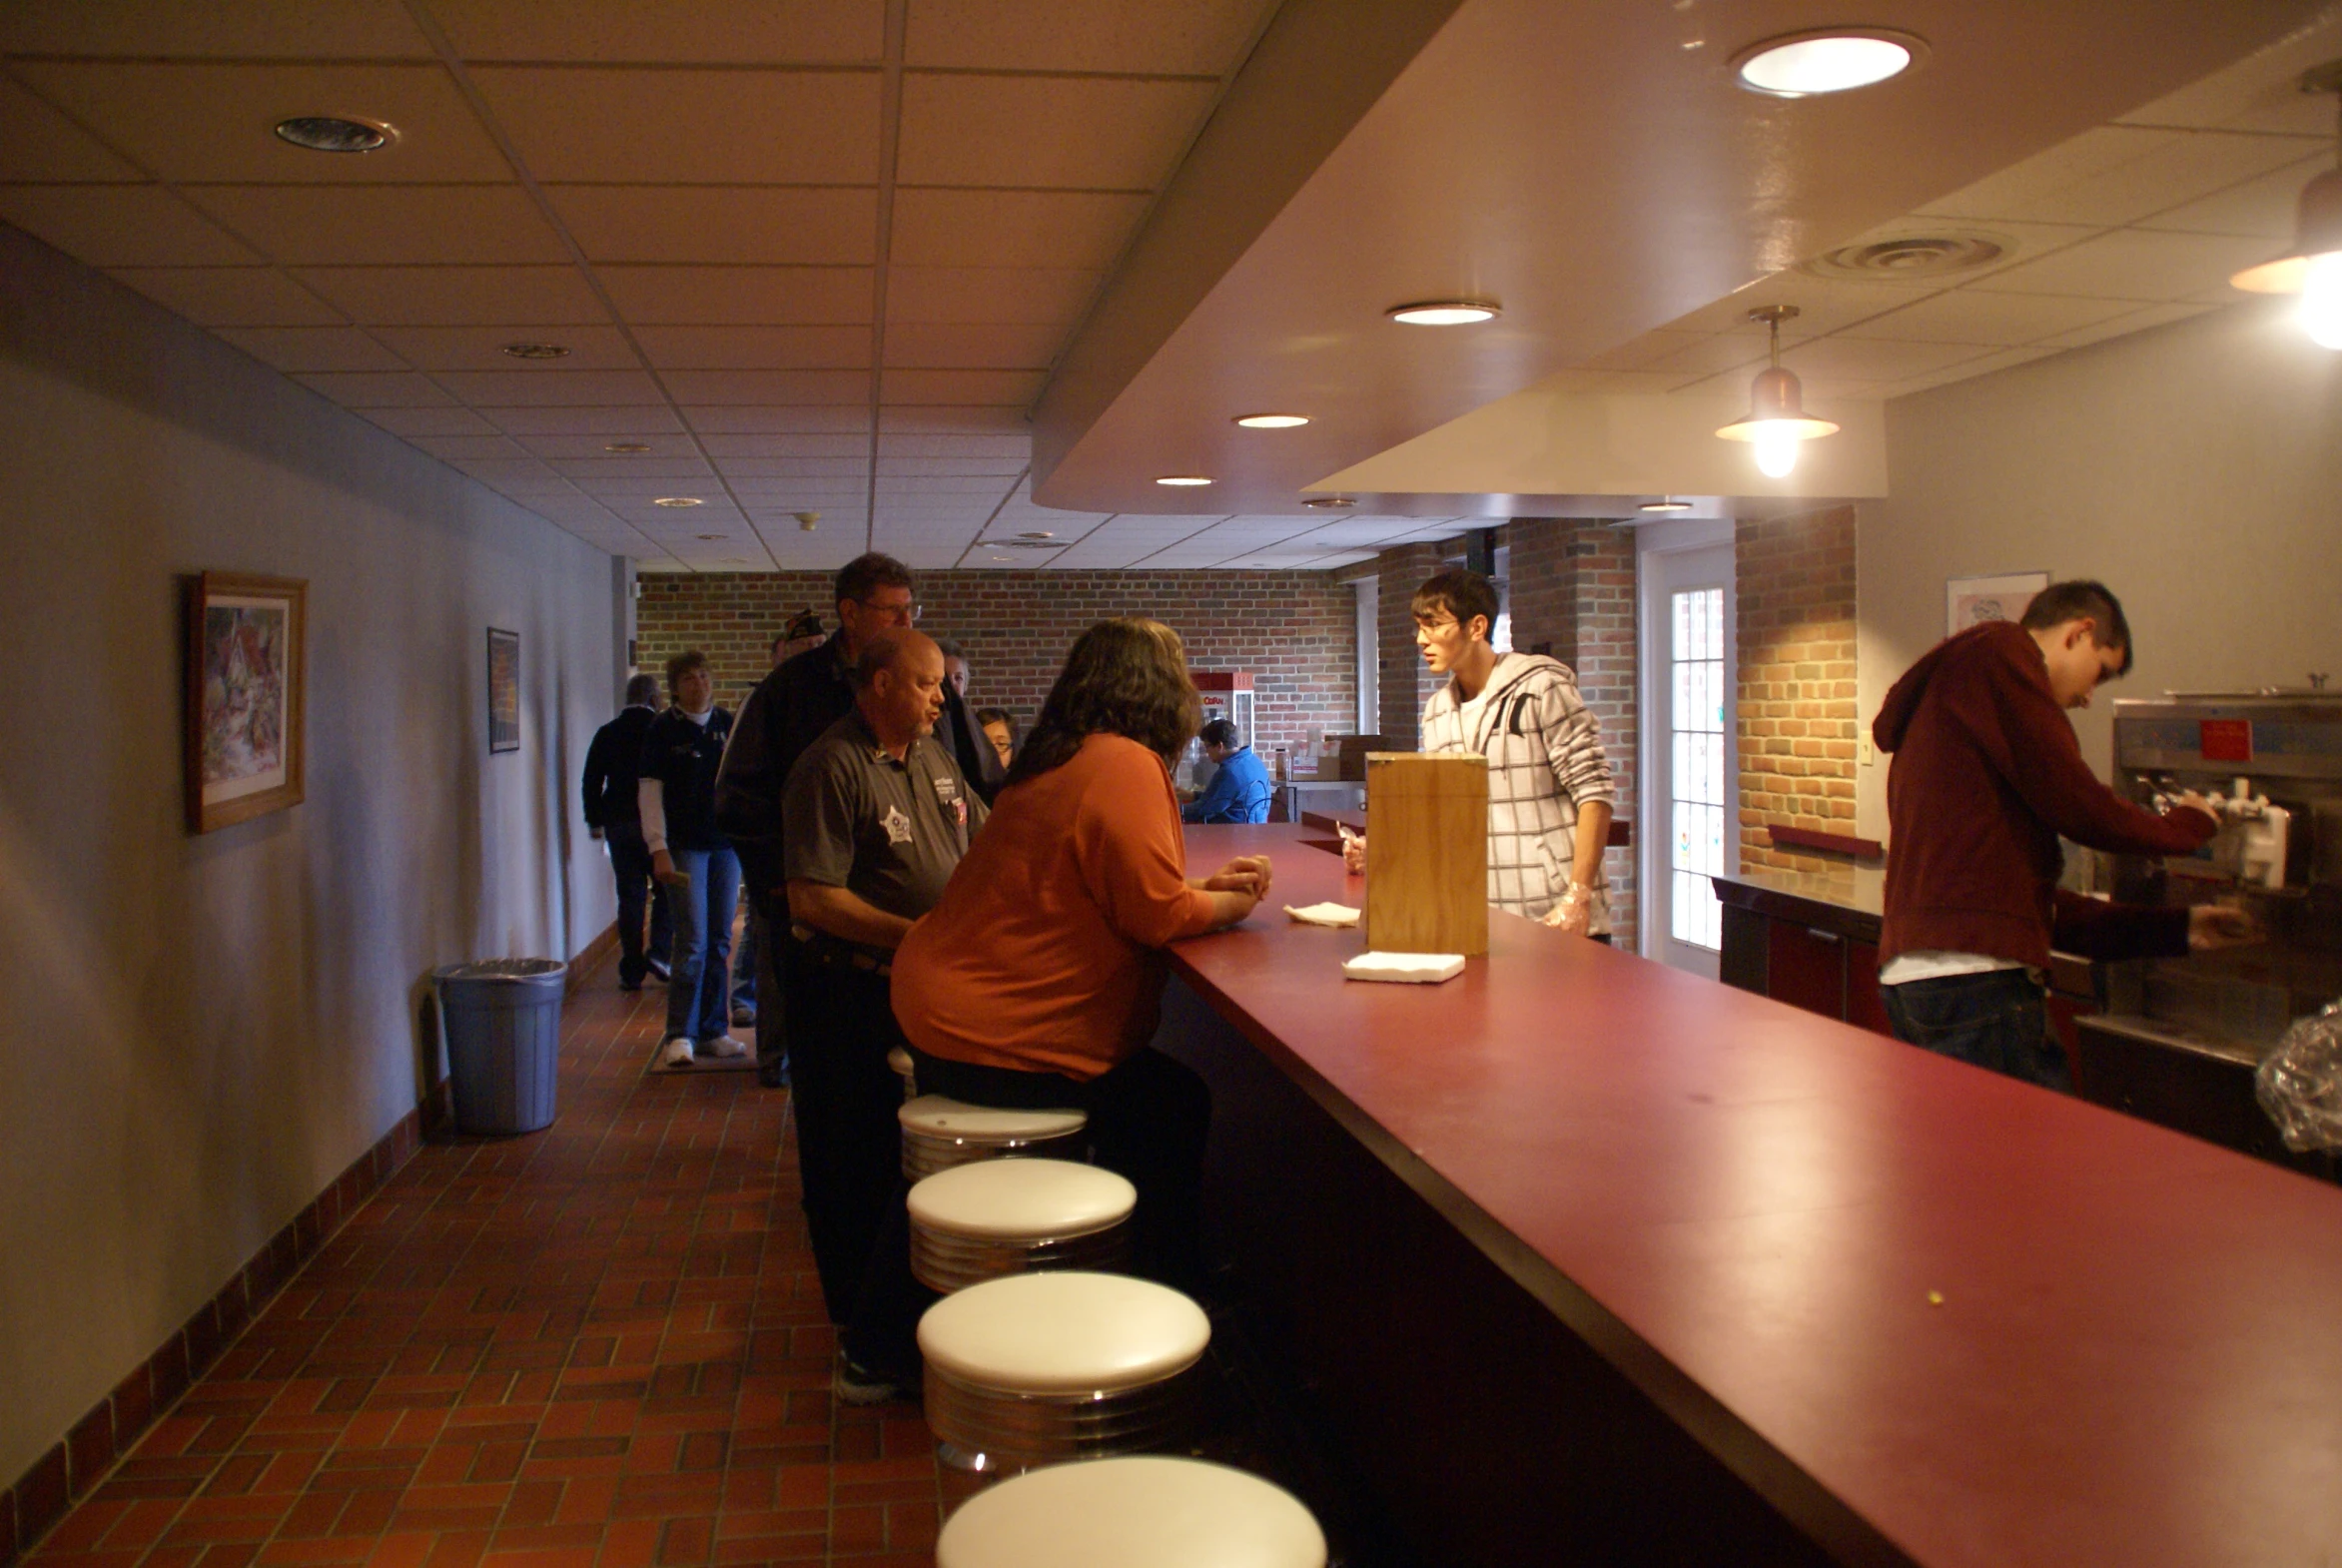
(1346, 568), (1618, 938)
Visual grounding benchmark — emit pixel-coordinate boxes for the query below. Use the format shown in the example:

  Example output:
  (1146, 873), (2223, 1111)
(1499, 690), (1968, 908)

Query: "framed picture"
(1947, 571), (2048, 637)
(185, 571), (307, 834)
(487, 627), (520, 753)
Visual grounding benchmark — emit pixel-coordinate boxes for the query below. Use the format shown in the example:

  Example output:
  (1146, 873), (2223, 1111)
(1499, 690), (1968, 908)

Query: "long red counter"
(1162, 824), (2342, 1567)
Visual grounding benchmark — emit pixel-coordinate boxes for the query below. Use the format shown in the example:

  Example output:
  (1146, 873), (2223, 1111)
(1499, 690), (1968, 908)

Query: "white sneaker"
(700, 1034), (748, 1059)
(660, 1036), (696, 1067)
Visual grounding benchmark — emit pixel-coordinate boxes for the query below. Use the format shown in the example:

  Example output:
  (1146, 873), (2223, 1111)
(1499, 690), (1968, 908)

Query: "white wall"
(0, 225), (620, 1483)
(1857, 298), (2342, 840)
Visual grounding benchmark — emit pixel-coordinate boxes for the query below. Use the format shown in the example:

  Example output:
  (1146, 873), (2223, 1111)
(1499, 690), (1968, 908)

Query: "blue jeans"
(730, 894), (757, 1016)
(664, 846), (740, 1043)
(1882, 968), (2069, 1093)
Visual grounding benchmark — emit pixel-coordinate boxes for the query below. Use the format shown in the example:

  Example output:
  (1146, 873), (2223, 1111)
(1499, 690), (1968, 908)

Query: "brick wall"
(1736, 504), (1860, 872)
(1370, 543), (1443, 745)
(634, 570), (1357, 755)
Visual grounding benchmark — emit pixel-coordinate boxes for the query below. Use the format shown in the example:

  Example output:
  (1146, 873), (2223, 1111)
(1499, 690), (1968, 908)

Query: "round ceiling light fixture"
(1300, 495), (1359, 509)
(1155, 474), (1213, 486)
(1732, 29), (1926, 97)
(652, 496), (704, 507)
(1385, 300), (1501, 327)
(796, 510), (821, 531)
(273, 116), (393, 153)
(501, 342), (569, 360)
(603, 441), (653, 453)
(1233, 412), (1310, 428)
(1639, 497), (1694, 513)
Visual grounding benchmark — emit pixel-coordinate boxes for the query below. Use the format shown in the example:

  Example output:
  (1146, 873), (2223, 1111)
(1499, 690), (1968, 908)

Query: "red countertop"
(1171, 824), (2342, 1568)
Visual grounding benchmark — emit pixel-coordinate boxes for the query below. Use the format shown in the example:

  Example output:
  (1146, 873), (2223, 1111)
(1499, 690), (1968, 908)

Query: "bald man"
(780, 629), (986, 1401)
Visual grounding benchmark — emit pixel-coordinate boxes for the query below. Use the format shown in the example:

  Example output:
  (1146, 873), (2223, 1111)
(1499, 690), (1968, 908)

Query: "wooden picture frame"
(487, 627), (520, 753)
(185, 571), (307, 834)
(1946, 570), (2049, 637)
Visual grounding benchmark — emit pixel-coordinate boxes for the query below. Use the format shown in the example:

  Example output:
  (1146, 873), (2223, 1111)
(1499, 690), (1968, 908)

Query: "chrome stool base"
(910, 1217), (1131, 1294)
(923, 1360), (1203, 1476)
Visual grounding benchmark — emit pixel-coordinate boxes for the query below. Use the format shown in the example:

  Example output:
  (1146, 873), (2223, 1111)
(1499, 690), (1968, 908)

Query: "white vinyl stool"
(918, 1271), (1209, 1473)
(936, 1455), (1326, 1568)
(887, 1045), (917, 1102)
(909, 1158), (1135, 1293)
(899, 1094), (1086, 1180)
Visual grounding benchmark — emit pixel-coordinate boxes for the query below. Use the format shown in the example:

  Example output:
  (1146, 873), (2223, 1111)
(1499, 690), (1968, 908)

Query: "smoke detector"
(1805, 233), (2007, 282)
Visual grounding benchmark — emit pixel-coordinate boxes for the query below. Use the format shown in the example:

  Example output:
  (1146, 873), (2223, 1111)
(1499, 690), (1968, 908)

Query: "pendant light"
(1714, 306), (1839, 477)
(2228, 61), (2342, 349)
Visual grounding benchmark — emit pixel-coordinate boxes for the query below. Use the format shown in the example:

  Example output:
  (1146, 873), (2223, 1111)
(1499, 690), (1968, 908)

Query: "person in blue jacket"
(1180, 719), (1274, 824)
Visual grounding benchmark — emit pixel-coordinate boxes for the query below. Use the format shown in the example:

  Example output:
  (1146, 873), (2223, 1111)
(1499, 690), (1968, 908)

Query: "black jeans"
(605, 822), (671, 985)
(783, 946), (909, 1325)
(745, 902), (788, 1078)
(1883, 968), (2069, 1093)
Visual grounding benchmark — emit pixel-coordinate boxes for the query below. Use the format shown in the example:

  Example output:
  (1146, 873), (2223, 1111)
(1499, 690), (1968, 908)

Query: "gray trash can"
(431, 959), (566, 1136)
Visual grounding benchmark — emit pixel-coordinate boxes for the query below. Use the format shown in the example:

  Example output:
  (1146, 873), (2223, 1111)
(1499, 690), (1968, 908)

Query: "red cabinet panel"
(1846, 940), (1895, 1038)
(1766, 923), (1848, 1020)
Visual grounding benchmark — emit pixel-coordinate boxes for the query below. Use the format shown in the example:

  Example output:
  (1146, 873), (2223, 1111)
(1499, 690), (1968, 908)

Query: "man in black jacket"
(581, 672), (670, 990)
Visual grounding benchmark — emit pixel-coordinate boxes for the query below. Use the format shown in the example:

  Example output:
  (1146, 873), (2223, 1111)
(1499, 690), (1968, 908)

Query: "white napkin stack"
(1341, 952), (1466, 984)
(1283, 902), (1361, 927)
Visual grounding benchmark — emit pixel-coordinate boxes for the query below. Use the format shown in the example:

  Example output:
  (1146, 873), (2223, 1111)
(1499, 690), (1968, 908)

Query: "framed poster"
(487, 627), (520, 753)
(1947, 571), (2048, 637)
(185, 571), (307, 834)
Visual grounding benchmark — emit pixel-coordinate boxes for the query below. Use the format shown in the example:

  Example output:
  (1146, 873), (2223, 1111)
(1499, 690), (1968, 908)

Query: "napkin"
(1283, 902), (1361, 927)
(1341, 951), (1466, 984)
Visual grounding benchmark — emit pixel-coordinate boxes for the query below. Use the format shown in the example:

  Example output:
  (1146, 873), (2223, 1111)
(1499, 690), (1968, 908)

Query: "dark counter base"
(1159, 978), (1856, 1568)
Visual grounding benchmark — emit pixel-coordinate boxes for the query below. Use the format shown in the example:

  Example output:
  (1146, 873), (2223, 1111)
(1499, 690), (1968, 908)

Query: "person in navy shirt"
(1180, 719), (1273, 824)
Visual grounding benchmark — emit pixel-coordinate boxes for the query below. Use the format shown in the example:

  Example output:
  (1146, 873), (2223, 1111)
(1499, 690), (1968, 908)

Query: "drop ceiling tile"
(1971, 229), (2279, 302)
(0, 1), (430, 57)
(571, 474), (727, 497)
(296, 371), (454, 406)
(883, 321), (1062, 370)
(2113, 18), (2342, 137)
(632, 324), (872, 370)
(429, 0), (884, 63)
(511, 432), (701, 458)
(1915, 126), (2182, 224)
(290, 264), (611, 325)
(885, 266), (1102, 325)
(432, 369), (667, 405)
(482, 404), (686, 434)
(0, 185), (262, 267)
(546, 457), (715, 478)
(2136, 151), (2329, 239)
(1656, 273), (1938, 341)
(470, 67), (880, 185)
(355, 404), (499, 435)
(715, 457), (871, 478)
(890, 189), (1149, 269)
(1878, 347), (2061, 399)
(699, 433), (868, 457)
(598, 264), (874, 324)
(1639, 331), (1770, 380)
(876, 457), (1028, 477)
(2022, 130), (2324, 229)
(665, 370), (871, 403)
(877, 432), (1030, 457)
(1836, 290), (2142, 348)
(681, 404), (872, 432)
(905, 0), (1264, 73)
(215, 325), (411, 373)
(407, 433), (528, 460)
(897, 74), (1215, 190)
(179, 184), (567, 266)
(0, 79), (142, 182)
(882, 369), (1047, 404)
(547, 186), (878, 265)
(456, 459), (584, 493)
(876, 475), (1014, 495)
(10, 63), (511, 183)
(366, 324), (640, 371)
(105, 266), (348, 326)
(878, 404), (1031, 433)
(2031, 301), (2219, 352)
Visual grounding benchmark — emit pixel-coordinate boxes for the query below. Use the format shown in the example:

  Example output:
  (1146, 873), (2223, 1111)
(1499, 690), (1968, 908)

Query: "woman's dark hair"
(663, 648), (709, 691)
(1006, 618), (1200, 786)
(974, 705), (1014, 734)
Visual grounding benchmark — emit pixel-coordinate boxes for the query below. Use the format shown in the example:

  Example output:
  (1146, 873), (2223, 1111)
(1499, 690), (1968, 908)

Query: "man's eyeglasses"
(857, 596), (921, 625)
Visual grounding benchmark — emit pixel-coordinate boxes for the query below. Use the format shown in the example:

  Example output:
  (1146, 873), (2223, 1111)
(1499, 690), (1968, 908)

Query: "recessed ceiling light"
(501, 342), (569, 360)
(1385, 300), (1500, 326)
(273, 116), (392, 153)
(1733, 29), (1925, 97)
(1301, 495), (1358, 509)
(1156, 474), (1213, 486)
(1017, 529), (1056, 539)
(694, 533), (727, 540)
(652, 496), (704, 507)
(603, 441), (653, 453)
(1639, 498), (1693, 513)
(1233, 413), (1310, 428)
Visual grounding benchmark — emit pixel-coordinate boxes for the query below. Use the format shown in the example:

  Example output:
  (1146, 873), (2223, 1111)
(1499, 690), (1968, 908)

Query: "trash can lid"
(433, 959), (567, 983)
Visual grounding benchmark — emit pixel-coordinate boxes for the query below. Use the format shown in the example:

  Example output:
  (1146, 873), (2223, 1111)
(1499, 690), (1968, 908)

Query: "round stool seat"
(908, 1160), (1135, 1292)
(936, 1456), (1326, 1568)
(918, 1272), (1209, 1471)
(899, 1095), (1087, 1179)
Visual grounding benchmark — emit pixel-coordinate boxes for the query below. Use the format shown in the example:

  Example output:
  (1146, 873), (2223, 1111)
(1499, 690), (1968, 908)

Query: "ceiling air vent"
(1805, 233), (2006, 282)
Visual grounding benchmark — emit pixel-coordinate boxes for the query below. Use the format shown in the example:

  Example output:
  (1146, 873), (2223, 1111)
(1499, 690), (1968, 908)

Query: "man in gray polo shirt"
(781, 628), (982, 1401)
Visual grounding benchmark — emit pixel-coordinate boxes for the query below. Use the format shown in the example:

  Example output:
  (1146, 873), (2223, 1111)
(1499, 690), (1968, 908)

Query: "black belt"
(791, 927), (892, 977)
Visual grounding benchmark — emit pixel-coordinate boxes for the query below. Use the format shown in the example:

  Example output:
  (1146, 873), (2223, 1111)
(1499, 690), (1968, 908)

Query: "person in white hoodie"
(1345, 568), (1618, 938)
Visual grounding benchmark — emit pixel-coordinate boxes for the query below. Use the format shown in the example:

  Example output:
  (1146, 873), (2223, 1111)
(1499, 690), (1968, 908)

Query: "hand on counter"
(1340, 830), (1365, 875)
(1195, 854), (1273, 925)
(2188, 902), (2260, 952)
(1543, 884), (1596, 937)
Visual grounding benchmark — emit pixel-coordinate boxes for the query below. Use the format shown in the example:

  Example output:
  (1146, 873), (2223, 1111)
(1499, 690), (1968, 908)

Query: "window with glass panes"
(1670, 588), (1727, 949)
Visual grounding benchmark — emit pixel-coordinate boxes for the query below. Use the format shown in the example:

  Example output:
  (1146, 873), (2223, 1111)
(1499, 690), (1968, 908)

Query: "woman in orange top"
(892, 618), (1270, 1289)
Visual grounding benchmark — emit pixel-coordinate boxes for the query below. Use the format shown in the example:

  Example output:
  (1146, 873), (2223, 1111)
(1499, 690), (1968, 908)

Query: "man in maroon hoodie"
(1875, 580), (2251, 1090)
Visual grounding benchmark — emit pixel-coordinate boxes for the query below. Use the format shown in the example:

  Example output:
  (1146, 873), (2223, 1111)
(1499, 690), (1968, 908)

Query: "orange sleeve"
(1075, 743), (1220, 947)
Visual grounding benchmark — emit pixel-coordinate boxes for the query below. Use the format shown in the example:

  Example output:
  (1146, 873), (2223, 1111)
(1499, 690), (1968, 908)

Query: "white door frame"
(1635, 519), (1737, 975)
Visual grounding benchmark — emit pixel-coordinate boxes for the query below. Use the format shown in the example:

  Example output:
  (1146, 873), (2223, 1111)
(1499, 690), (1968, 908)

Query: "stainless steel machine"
(2081, 689), (2342, 1171)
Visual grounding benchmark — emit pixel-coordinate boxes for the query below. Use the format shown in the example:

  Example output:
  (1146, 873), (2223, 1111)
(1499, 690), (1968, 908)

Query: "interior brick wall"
(634, 570), (1357, 756)
(1369, 543), (1443, 746)
(1736, 503), (1860, 872)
